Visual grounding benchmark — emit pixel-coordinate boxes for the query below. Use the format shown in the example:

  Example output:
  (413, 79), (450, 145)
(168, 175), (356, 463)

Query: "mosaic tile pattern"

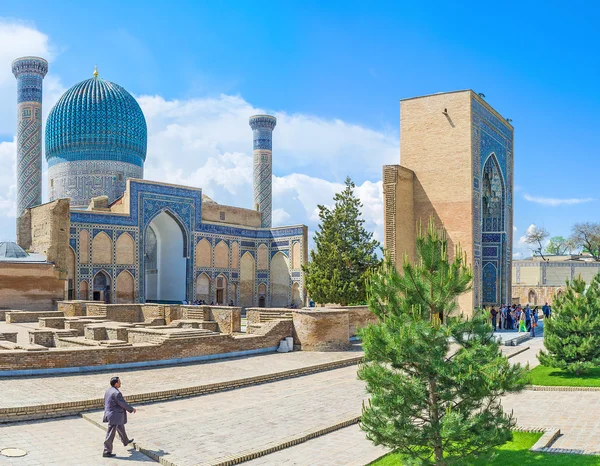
(250, 115), (277, 228)
(12, 57), (48, 216)
(71, 180), (305, 304)
(49, 160), (142, 207)
(45, 72), (147, 207)
(471, 97), (513, 306)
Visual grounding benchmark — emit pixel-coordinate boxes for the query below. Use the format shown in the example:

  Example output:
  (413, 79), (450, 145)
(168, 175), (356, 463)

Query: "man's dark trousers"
(104, 424), (130, 454)
(102, 386), (134, 455)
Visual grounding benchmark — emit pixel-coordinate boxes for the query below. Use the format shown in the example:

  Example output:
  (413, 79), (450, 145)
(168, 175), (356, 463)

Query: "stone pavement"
(243, 425), (386, 466)
(0, 346), (362, 409)
(0, 416), (155, 465)
(82, 365), (367, 466)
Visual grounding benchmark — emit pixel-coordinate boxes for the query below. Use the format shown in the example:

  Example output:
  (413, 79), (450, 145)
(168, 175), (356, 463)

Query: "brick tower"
(12, 57), (48, 218)
(249, 114), (277, 228)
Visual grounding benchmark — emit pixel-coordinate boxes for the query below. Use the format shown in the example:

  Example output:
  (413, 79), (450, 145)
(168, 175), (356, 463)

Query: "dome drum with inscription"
(45, 67), (147, 208)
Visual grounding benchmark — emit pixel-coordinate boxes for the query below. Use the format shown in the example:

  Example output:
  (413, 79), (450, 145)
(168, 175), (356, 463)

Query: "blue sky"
(0, 1), (599, 257)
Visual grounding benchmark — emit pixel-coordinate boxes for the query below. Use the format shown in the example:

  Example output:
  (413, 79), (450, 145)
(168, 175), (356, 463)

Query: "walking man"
(542, 302), (550, 319)
(103, 376), (136, 458)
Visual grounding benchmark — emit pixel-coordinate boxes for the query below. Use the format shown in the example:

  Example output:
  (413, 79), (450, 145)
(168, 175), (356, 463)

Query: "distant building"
(512, 254), (600, 305)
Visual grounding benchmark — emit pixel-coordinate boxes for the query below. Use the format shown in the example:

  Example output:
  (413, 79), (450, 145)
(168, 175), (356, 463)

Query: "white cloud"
(0, 19), (65, 238)
(0, 20), (395, 243)
(523, 193), (595, 206)
(139, 94), (393, 246)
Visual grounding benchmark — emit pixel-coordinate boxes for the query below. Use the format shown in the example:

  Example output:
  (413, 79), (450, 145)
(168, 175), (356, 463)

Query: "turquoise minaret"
(249, 115), (277, 228)
(12, 57), (48, 217)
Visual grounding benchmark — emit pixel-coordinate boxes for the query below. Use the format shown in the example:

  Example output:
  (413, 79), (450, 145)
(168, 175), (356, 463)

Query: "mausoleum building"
(10, 57), (307, 308)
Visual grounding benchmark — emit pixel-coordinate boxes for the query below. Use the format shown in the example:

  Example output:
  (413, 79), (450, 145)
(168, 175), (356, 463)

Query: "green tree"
(545, 236), (570, 255)
(358, 220), (528, 465)
(569, 222), (600, 260)
(303, 177), (380, 306)
(539, 274), (600, 374)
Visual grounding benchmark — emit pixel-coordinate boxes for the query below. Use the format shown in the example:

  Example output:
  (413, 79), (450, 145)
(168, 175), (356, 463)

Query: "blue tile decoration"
(45, 70), (147, 207)
(249, 115), (277, 228)
(12, 57), (48, 216)
(472, 96), (513, 306)
(70, 179), (306, 305)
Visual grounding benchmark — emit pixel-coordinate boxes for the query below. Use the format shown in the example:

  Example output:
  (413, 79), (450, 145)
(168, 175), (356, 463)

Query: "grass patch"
(529, 365), (600, 387)
(370, 431), (600, 465)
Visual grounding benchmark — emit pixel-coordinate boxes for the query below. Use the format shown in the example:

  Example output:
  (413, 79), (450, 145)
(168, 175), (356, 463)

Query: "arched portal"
(116, 270), (135, 303)
(195, 273), (211, 303)
(270, 252), (290, 307)
(66, 247), (76, 300)
(79, 280), (89, 300)
(240, 252), (255, 307)
(481, 154), (505, 306)
(528, 289), (537, 306)
(145, 210), (187, 302)
(291, 282), (301, 307)
(93, 271), (111, 303)
(216, 275), (227, 305)
(258, 283), (267, 308)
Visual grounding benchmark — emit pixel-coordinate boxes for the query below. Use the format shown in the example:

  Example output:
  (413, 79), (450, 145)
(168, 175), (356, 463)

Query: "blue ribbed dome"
(45, 75), (147, 167)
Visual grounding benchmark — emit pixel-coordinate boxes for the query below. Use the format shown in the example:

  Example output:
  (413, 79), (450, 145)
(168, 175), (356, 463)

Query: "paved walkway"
(0, 416), (155, 465)
(82, 365), (367, 466)
(0, 347), (362, 409)
(243, 425), (386, 466)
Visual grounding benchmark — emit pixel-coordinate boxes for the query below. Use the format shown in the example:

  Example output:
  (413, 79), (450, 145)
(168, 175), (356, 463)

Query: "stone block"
(292, 309), (350, 351)
(39, 316), (66, 329)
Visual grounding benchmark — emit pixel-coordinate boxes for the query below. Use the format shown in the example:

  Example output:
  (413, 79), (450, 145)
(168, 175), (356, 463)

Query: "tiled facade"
(45, 71), (147, 207)
(12, 57), (48, 217)
(471, 98), (513, 306)
(69, 181), (307, 306)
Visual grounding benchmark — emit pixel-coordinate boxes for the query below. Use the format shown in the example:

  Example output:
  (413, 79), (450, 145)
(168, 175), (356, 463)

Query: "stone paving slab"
(84, 365), (367, 466)
(503, 389), (600, 454)
(0, 416), (155, 465)
(243, 424), (387, 466)
(0, 346), (362, 409)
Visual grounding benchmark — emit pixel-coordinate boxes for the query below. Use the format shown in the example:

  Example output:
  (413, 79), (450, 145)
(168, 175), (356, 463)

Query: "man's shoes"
(103, 452), (116, 457)
(126, 439), (134, 446)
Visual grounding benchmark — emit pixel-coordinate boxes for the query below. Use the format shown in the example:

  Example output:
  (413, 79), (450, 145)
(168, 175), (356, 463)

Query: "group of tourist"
(488, 302), (551, 337)
(182, 299), (236, 306)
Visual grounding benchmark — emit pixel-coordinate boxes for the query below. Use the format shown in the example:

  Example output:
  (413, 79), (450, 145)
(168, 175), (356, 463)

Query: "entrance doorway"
(93, 271), (111, 303)
(145, 211), (187, 302)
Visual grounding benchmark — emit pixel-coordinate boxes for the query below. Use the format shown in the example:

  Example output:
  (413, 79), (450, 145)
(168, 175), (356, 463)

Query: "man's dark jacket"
(103, 386), (134, 425)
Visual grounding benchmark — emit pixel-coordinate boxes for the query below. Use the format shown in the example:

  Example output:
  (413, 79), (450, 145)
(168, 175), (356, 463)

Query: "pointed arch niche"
(481, 154), (506, 306)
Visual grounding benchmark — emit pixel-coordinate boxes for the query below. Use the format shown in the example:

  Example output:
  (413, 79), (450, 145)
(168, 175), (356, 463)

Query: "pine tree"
(303, 177), (380, 306)
(358, 220), (528, 465)
(539, 274), (600, 375)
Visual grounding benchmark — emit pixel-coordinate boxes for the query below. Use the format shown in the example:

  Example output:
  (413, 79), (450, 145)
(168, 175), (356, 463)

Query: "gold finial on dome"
(93, 65), (98, 78)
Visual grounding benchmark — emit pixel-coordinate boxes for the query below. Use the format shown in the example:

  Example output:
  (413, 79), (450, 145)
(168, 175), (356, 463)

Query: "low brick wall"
(292, 309), (350, 351)
(86, 304), (143, 322)
(0, 332), (17, 343)
(64, 319), (97, 336)
(334, 306), (377, 337)
(57, 301), (97, 317)
(5, 311), (63, 323)
(0, 320), (293, 371)
(38, 316), (66, 329)
(210, 307), (242, 334)
(246, 308), (292, 326)
(29, 329), (56, 347)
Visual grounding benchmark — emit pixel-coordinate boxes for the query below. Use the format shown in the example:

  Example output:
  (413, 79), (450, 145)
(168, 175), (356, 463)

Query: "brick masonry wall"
(210, 307), (242, 333)
(0, 263), (65, 312)
(0, 320), (293, 371)
(292, 309), (350, 351)
(6, 310), (63, 323)
(57, 301), (96, 317)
